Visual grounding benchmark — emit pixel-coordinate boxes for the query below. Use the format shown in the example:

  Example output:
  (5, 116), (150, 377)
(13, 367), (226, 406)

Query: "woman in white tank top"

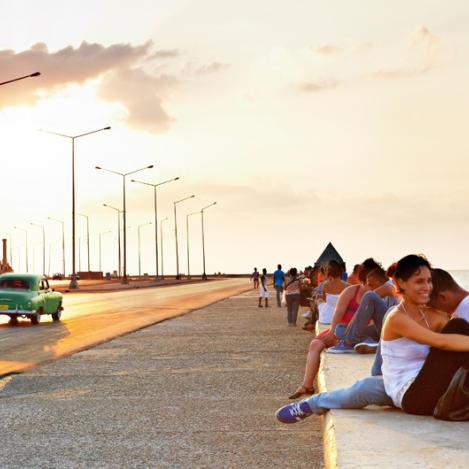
(381, 255), (469, 415)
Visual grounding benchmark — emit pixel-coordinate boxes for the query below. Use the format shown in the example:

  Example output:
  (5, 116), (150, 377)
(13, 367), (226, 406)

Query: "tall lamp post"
(137, 222), (152, 277)
(131, 176), (179, 280)
(48, 217), (65, 277)
(0, 72), (40, 86)
(41, 126), (111, 289)
(99, 230), (112, 273)
(160, 217), (168, 279)
(173, 195), (195, 279)
(30, 222), (46, 276)
(13, 227), (28, 272)
(96, 164), (154, 284)
(200, 202), (217, 280)
(103, 204), (122, 278)
(78, 213), (91, 272)
(186, 211), (199, 279)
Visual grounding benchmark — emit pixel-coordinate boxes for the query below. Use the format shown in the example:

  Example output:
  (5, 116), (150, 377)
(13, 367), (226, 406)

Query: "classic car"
(0, 273), (63, 325)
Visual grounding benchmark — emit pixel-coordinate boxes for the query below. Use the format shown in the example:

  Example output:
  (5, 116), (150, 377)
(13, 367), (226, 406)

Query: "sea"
(449, 271), (469, 290)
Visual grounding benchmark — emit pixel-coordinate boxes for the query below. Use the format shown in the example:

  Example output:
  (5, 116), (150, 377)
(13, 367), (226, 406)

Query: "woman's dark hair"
(352, 264), (360, 273)
(289, 267), (297, 277)
(358, 258), (382, 283)
(327, 260), (343, 279)
(394, 255), (431, 293)
(262, 268), (267, 274)
(386, 262), (397, 279)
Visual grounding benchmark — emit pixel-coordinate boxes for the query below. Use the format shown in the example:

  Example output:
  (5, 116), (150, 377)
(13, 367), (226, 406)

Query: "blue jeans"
(342, 291), (389, 344)
(286, 293), (300, 325)
(303, 376), (393, 414)
(274, 285), (283, 307)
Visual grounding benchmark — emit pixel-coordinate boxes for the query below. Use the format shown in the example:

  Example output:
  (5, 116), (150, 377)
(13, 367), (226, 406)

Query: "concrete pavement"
(0, 290), (323, 468)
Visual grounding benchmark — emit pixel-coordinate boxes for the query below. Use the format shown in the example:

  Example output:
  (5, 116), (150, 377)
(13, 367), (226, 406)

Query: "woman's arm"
(385, 313), (469, 351)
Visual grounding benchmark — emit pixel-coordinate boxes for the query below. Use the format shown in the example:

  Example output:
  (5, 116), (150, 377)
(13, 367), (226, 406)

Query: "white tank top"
(318, 293), (339, 324)
(381, 337), (429, 408)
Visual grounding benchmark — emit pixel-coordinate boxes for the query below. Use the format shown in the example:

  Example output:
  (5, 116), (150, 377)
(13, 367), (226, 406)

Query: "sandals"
(288, 385), (315, 400)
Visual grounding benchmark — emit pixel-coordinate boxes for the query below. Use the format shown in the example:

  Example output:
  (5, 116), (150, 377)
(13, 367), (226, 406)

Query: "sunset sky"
(1, 1), (469, 275)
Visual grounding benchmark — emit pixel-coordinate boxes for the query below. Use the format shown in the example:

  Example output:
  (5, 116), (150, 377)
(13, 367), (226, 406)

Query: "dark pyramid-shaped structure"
(314, 242), (344, 267)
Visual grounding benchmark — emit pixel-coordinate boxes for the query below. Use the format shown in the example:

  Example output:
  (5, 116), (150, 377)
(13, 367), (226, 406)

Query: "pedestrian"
(273, 264), (285, 307)
(258, 268), (269, 307)
(250, 267), (259, 289)
(285, 267), (302, 326)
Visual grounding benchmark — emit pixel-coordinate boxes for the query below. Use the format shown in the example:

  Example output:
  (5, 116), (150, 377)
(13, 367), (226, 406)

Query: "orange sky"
(1, 1), (469, 275)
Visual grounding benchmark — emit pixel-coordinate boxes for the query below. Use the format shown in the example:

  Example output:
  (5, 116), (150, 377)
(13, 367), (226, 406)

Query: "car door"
(39, 278), (53, 313)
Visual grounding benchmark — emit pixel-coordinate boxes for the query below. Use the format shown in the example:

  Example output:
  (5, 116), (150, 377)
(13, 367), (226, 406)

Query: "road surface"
(0, 278), (249, 376)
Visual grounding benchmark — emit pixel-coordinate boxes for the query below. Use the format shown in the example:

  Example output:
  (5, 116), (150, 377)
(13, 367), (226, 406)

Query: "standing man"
(273, 264), (285, 307)
(250, 268), (260, 289)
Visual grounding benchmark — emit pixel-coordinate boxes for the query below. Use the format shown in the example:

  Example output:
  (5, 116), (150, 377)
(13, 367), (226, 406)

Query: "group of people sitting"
(275, 254), (469, 422)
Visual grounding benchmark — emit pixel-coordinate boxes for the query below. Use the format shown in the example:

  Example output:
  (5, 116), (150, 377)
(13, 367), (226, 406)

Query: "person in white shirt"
(428, 269), (469, 321)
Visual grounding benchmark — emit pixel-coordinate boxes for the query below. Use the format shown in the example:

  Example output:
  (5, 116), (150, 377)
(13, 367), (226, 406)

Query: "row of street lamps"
(2, 72), (218, 287)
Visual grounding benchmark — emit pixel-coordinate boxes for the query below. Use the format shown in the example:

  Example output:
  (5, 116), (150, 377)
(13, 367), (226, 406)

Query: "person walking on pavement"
(285, 267), (302, 326)
(273, 264), (285, 307)
(251, 268), (260, 289)
(258, 268), (269, 307)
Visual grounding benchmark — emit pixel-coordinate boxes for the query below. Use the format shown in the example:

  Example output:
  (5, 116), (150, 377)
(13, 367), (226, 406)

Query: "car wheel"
(30, 309), (42, 325)
(52, 304), (62, 322)
(8, 316), (18, 326)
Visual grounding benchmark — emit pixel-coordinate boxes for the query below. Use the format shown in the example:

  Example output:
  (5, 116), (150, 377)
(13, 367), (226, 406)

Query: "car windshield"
(0, 278), (30, 290)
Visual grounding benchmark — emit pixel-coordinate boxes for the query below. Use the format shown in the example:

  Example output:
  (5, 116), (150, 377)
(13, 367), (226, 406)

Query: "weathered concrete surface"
(317, 325), (469, 468)
(0, 290), (323, 468)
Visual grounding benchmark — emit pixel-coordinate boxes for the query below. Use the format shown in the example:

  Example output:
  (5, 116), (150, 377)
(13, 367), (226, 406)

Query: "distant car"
(0, 273), (64, 325)
(51, 273), (64, 280)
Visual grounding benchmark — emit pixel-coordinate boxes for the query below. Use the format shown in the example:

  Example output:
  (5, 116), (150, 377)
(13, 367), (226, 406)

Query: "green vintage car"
(0, 273), (63, 325)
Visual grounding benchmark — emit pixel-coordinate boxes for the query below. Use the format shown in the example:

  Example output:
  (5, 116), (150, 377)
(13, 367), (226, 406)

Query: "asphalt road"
(0, 278), (250, 377)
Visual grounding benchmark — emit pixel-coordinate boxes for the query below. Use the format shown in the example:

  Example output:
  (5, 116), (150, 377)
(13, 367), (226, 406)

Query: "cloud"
(184, 61), (231, 76)
(146, 49), (180, 60)
(0, 41), (151, 108)
(315, 45), (341, 55)
(98, 67), (176, 133)
(297, 80), (340, 93)
(298, 27), (443, 93)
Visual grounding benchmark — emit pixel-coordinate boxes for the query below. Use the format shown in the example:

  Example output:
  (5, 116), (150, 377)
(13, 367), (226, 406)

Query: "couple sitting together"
(278, 254), (469, 422)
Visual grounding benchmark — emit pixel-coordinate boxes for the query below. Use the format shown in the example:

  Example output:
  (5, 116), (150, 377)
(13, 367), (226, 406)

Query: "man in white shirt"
(429, 269), (469, 321)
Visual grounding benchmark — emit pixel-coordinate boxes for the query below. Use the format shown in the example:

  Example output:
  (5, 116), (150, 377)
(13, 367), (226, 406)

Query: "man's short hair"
(367, 266), (386, 281)
(430, 268), (460, 300)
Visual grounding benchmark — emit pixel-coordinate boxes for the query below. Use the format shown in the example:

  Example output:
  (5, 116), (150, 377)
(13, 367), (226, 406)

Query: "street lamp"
(99, 230), (112, 273)
(131, 176), (179, 280)
(160, 217), (168, 279)
(137, 222), (152, 277)
(13, 227), (28, 272)
(41, 126), (111, 289)
(173, 195), (195, 279)
(103, 204), (122, 278)
(30, 222), (46, 276)
(201, 202), (217, 280)
(0, 72), (40, 86)
(96, 164), (154, 284)
(186, 211), (199, 279)
(48, 217), (65, 277)
(78, 213), (91, 272)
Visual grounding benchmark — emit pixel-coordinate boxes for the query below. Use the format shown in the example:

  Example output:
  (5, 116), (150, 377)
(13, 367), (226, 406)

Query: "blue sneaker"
(275, 400), (314, 424)
(326, 341), (355, 354)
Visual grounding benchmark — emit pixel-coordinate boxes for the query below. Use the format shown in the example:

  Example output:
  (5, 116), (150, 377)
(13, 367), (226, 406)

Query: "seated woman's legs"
(402, 318), (469, 415)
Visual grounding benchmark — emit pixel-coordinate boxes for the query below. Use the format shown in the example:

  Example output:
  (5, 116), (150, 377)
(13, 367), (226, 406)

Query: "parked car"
(0, 273), (64, 325)
(51, 273), (64, 280)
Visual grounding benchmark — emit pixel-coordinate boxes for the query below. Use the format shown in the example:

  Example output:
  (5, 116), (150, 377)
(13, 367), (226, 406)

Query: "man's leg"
(344, 291), (387, 344)
(275, 286), (281, 307)
(276, 376), (393, 423)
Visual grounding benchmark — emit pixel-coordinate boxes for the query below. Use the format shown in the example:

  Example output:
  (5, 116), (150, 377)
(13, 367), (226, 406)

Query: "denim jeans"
(304, 375), (393, 414)
(342, 291), (389, 344)
(286, 293), (300, 325)
(274, 285), (283, 307)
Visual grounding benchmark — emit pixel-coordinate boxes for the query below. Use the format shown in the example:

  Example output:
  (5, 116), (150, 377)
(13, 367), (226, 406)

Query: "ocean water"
(449, 271), (469, 290)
